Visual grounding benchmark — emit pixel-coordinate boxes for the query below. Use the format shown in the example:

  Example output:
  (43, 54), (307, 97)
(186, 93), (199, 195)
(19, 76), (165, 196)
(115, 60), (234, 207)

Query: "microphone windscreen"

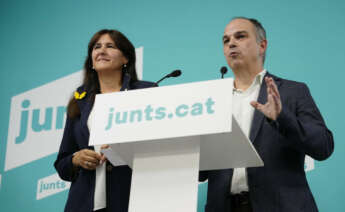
(220, 66), (228, 74)
(171, 70), (182, 77)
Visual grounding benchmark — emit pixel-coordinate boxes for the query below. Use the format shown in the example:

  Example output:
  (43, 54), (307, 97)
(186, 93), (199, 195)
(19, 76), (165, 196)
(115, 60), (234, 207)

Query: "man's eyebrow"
(234, 30), (248, 35)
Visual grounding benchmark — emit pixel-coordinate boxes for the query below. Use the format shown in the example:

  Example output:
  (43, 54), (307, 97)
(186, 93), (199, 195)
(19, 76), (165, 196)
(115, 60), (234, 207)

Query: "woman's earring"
(122, 64), (129, 75)
(122, 64), (127, 72)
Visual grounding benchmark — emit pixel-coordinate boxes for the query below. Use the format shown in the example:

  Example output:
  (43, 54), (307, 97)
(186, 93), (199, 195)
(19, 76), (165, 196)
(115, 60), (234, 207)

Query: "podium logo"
(36, 173), (71, 200)
(104, 97), (216, 130)
(5, 48), (143, 171)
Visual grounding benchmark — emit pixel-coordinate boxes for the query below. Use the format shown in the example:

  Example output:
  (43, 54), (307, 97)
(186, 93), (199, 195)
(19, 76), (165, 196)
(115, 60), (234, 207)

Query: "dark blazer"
(200, 72), (334, 212)
(54, 74), (157, 212)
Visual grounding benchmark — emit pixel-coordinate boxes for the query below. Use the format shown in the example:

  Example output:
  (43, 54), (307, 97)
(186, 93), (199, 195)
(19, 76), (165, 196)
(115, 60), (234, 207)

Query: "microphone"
(156, 70), (182, 85)
(168, 70), (181, 78)
(220, 66), (228, 79)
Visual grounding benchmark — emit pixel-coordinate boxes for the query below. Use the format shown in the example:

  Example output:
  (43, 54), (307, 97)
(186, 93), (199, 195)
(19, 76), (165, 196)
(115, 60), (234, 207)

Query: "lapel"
(79, 98), (92, 142)
(249, 72), (282, 143)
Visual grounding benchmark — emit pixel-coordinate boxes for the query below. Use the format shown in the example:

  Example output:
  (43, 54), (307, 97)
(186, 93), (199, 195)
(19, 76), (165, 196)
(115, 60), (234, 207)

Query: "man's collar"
(257, 69), (267, 85)
(233, 69), (266, 92)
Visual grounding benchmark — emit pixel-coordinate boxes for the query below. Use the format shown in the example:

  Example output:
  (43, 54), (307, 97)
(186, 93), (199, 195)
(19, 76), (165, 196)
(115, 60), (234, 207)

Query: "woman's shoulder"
(130, 80), (157, 89)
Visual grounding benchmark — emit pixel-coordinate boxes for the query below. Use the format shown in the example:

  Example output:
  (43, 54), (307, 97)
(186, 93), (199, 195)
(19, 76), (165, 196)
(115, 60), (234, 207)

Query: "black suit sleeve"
(275, 83), (334, 161)
(54, 117), (80, 181)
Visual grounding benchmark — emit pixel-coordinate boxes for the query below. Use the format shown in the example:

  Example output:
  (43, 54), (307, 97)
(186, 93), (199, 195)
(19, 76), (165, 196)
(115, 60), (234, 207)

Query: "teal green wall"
(1, 0), (344, 211)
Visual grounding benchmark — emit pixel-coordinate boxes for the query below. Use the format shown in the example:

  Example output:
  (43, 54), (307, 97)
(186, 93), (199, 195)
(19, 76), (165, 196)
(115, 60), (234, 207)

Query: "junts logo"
(104, 97), (216, 130)
(15, 99), (66, 144)
(5, 71), (83, 171)
(36, 173), (71, 200)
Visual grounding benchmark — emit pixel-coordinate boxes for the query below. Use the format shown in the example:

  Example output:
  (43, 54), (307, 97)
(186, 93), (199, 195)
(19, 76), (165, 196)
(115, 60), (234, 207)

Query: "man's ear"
(260, 39), (267, 56)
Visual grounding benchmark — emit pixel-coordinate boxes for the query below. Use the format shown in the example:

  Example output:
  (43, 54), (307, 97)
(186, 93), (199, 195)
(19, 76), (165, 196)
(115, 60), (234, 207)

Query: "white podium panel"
(128, 138), (200, 212)
(104, 116), (263, 171)
(199, 117), (263, 170)
(89, 78), (233, 146)
(91, 79), (263, 212)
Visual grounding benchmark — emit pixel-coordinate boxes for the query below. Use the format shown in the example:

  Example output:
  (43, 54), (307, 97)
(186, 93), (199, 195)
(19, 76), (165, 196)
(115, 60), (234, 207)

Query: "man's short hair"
(231, 17), (267, 63)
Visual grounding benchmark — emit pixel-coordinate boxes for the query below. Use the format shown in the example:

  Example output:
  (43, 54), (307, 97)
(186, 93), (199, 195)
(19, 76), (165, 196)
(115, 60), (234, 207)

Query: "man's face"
(223, 19), (266, 70)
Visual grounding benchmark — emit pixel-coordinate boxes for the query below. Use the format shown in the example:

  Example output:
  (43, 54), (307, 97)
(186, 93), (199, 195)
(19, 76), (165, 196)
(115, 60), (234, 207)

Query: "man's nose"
(229, 39), (237, 48)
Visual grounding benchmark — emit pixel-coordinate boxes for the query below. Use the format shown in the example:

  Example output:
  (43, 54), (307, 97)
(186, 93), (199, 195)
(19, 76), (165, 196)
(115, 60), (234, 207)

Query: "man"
(199, 17), (334, 212)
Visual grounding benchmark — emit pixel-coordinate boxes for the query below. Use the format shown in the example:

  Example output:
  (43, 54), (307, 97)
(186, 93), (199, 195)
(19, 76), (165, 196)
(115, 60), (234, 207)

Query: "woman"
(54, 29), (156, 212)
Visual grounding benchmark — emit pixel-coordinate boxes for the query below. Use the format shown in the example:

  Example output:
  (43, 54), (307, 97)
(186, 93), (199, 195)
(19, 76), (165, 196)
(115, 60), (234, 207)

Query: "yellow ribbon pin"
(74, 91), (87, 100)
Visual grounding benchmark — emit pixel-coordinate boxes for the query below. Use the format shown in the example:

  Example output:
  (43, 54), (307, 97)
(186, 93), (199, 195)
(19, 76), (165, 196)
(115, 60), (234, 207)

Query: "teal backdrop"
(0, 0), (344, 211)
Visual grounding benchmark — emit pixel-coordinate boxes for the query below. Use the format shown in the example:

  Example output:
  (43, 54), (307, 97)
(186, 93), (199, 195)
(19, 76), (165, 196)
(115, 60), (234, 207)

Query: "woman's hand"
(72, 149), (102, 170)
(100, 144), (110, 164)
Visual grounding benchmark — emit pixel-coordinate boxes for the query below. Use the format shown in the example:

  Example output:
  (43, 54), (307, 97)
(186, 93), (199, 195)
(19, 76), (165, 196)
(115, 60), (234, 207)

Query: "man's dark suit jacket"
(54, 74), (156, 212)
(199, 72), (334, 212)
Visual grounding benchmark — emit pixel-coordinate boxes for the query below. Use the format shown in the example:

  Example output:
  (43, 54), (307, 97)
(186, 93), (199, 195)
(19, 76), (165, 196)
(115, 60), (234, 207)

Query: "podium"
(89, 78), (263, 212)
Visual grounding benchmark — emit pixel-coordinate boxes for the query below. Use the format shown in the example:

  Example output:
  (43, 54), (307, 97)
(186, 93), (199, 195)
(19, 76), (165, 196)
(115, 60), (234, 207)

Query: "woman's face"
(91, 34), (128, 72)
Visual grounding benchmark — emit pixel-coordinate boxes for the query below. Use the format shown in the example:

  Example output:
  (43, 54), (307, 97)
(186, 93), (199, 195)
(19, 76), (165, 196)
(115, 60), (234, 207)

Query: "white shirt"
(87, 105), (127, 210)
(231, 70), (266, 194)
(87, 108), (106, 211)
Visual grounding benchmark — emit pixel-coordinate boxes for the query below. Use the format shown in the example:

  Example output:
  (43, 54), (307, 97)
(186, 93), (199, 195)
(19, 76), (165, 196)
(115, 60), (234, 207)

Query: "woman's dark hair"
(67, 29), (138, 118)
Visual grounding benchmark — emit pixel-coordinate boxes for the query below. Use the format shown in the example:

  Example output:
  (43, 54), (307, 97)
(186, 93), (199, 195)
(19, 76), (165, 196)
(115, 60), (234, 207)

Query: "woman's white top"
(87, 107), (106, 211)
